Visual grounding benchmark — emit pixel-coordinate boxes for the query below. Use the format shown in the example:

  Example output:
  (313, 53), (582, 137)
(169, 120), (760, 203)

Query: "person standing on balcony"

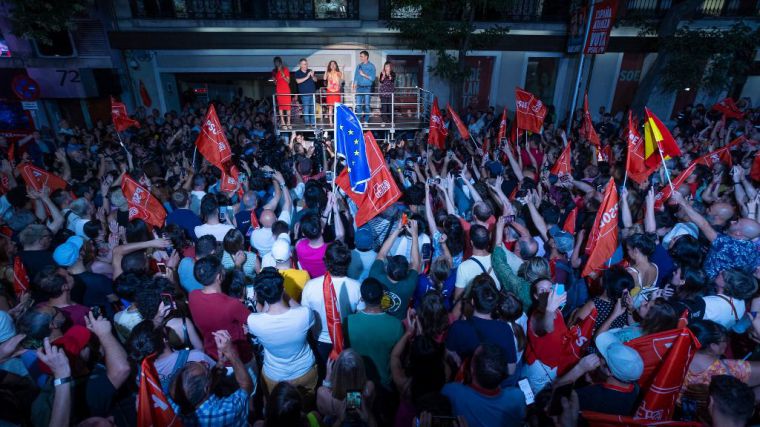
(352, 50), (376, 126)
(295, 58), (318, 126)
(379, 61), (396, 127)
(323, 60), (343, 127)
(272, 57), (292, 130)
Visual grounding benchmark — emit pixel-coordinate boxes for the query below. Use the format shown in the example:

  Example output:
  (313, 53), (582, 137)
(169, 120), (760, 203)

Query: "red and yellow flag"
(643, 108), (681, 169)
(582, 178), (619, 277)
(625, 112), (656, 184)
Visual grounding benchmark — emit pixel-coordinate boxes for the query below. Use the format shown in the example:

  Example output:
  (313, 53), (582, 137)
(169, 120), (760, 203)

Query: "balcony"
(619, 0), (760, 20)
(129, 0), (359, 20)
(378, 0), (569, 22)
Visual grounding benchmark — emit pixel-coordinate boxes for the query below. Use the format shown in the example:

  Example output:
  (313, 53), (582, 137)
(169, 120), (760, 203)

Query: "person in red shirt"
(524, 278), (568, 393)
(188, 255), (253, 364)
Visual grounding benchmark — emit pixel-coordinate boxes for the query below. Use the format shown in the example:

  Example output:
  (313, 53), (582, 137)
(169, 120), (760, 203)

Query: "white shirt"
(194, 223), (234, 242)
(455, 254), (500, 290)
(703, 294), (746, 329)
(301, 275), (363, 344)
(247, 307), (315, 381)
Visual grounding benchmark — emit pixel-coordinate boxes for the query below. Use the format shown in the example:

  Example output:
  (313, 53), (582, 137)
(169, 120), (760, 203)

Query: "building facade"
(1, 0), (758, 133)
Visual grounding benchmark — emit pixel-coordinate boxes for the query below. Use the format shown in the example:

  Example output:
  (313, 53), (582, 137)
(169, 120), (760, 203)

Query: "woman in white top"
(246, 267), (317, 398)
(194, 195), (234, 242)
(624, 233), (659, 304)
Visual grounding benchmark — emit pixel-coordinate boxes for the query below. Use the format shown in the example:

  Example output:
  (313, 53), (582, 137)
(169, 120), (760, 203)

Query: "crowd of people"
(0, 69), (758, 427)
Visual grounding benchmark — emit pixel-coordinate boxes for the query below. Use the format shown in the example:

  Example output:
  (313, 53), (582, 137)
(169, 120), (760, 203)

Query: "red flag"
(139, 80), (153, 108)
(653, 163), (696, 210)
(498, 107), (508, 143)
(195, 104), (232, 168)
(551, 142), (572, 178)
(580, 93), (600, 146)
(693, 136), (744, 168)
(711, 97), (744, 120)
(122, 175), (167, 228)
(322, 272), (344, 360)
(12, 257), (29, 298)
(336, 131), (402, 227)
(582, 411), (700, 427)
(111, 97), (140, 132)
(566, 308), (597, 363)
(751, 153), (760, 182)
(627, 328), (700, 421)
(626, 112), (656, 184)
(428, 97), (448, 150)
(17, 164), (67, 193)
(582, 178), (619, 277)
(563, 207), (578, 234)
(137, 354), (181, 427)
(219, 164), (242, 196)
(446, 104), (470, 140)
(644, 108), (681, 169)
(515, 87), (546, 133)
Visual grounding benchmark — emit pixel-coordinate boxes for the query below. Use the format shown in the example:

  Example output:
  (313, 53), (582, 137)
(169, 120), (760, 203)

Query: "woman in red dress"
(323, 60), (342, 126)
(273, 56), (292, 129)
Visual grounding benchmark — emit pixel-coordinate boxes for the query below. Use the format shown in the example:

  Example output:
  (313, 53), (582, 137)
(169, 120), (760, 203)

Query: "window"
(462, 56), (494, 111)
(34, 31), (76, 58)
(524, 57), (558, 105)
(314, 0), (348, 18)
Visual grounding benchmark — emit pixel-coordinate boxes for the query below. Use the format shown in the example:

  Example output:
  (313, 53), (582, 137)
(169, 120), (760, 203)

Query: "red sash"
(323, 273), (344, 360)
(12, 257), (29, 298)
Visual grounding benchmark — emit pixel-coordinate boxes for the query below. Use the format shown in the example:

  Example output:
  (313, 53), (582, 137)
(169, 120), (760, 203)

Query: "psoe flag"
(335, 104), (371, 193)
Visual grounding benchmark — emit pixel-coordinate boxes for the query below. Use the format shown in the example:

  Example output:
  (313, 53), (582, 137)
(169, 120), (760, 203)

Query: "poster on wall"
(566, 0), (588, 53)
(584, 0), (619, 55)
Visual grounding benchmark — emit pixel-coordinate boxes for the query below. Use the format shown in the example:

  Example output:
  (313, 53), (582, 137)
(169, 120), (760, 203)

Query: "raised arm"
(671, 191), (718, 242)
(526, 190), (549, 242)
(644, 187), (656, 234)
(86, 312), (130, 389)
(112, 238), (171, 279)
(503, 145), (524, 182)
(377, 221), (403, 261)
(620, 187), (633, 229)
(424, 183), (439, 237)
(409, 220), (421, 272)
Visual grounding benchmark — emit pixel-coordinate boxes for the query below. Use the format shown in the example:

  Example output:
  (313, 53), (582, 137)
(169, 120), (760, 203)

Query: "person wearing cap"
(267, 235), (310, 303)
(54, 235), (117, 319)
(345, 277), (404, 391)
(369, 219), (420, 321)
(165, 189), (202, 241)
(347, 226), (377, 283)
(555, 331), (644, 416)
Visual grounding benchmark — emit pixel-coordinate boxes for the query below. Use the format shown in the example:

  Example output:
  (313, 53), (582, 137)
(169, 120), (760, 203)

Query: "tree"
(629, 0), (759, 113)
(6, 0), (88, 46)
(386, 0), (510, 110)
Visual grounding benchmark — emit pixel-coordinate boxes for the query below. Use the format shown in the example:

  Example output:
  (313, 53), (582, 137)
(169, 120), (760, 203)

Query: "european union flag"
(335, 104), (371, 193)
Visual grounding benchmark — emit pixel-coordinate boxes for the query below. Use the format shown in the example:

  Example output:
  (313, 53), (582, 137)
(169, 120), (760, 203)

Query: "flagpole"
(114, 131), (133, 170)
(566, 0), (595, 135)
(659, 147), (675, 192)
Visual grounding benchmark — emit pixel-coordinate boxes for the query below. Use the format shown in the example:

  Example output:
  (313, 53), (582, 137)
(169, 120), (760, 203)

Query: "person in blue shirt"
(294, 58), (318, 126)
(353, 50), (376, 124)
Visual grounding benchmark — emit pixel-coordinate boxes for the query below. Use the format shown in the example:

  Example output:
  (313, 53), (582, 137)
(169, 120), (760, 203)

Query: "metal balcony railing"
(272, 87), (434, 134)
(378, 0), (569, 22)
(619, 0), (760, 19)
(129, 0), (360, 20)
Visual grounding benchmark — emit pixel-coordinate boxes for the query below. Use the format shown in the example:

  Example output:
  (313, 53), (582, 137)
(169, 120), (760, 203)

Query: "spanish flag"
(643, 108), (681, 169)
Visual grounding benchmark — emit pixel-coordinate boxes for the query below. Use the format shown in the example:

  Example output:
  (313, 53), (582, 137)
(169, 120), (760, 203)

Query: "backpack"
(554, 260), (588, 320)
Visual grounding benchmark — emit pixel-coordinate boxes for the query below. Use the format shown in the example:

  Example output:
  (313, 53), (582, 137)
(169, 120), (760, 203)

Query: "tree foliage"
(386, 0), (510, 106)
(6, 0), (88, 45)
(659, 23), (760, 94)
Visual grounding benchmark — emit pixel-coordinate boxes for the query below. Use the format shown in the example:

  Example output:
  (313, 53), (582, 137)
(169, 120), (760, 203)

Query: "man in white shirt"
(452, 224), (500, 319)
(194, 195), (234, 242)
(251, 170), (292, 256)
(301, 241), (362, 380)
(703, 268), (756, 329)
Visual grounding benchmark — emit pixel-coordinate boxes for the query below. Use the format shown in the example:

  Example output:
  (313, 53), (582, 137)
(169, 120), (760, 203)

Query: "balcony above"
(128, 0), (360, 20)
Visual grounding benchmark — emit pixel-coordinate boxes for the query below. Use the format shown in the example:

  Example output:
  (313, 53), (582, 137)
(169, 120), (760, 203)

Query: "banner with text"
(584, 0), (618, 55)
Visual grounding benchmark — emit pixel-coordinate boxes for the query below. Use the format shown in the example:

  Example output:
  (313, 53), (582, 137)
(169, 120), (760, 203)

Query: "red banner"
(580, 93), (600, 146)
(122, 175), (167, 228)
(335, 131), (402, 227)
(627, 328), (700, 421)
(428, 97), (448, 149)
(711, 97), (744, 119)
(12, 257), (29, 298)
(584, 0), (619, 55)
(322, 272), (344, 360)
(446, 104), (470, 140)
(111, 97), (140, 133)
(498, 107), (508, 143)
(17, 164), (67, 193)
(563, 206), (578, 235)
(515, 87), (546, 134)
(582, 178), (619, 277)
(195, 104), (232, 168)
(626, 112), (656, 184)
(137, 354), (181, 427)
(582, 412), (700, 427)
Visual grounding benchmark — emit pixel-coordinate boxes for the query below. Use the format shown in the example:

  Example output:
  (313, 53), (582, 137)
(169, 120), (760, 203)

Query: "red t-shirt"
(525, 310), (574, 374)
(188, 290), (253, 363)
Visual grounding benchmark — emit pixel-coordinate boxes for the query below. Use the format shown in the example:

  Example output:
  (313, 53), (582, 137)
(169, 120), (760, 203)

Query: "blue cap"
(53, 236), (85, 267)
(354, 226), (374, 251)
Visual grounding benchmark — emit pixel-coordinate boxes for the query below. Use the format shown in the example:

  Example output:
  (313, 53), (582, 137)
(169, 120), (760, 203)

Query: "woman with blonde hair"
(323, 60), (342, 126)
